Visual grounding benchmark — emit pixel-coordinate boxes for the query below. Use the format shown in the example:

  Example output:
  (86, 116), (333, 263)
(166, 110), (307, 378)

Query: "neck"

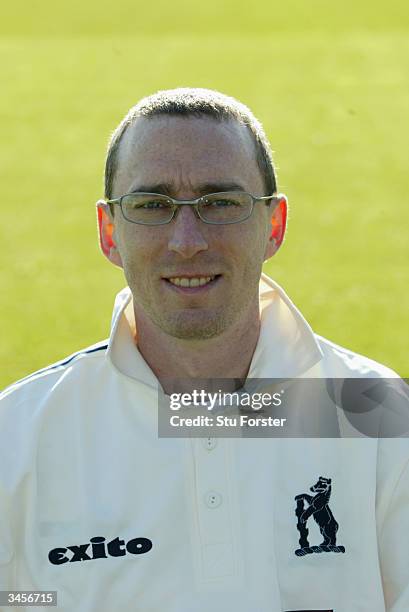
(133, 301), (261, 395)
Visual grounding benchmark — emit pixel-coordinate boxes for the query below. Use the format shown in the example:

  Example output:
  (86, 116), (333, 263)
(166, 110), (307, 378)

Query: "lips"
(162, 274), (222, 291)
(167, 275), (215, 287)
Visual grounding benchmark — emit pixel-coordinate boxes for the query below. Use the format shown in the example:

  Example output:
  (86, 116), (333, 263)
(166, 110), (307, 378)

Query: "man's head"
(104, 88), (277, 202)
(97, 88), (287, 341)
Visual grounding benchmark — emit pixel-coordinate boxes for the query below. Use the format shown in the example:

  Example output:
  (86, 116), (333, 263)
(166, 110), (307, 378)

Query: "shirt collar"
(248, 273), (323, 378)
(106, 272), (323, 387)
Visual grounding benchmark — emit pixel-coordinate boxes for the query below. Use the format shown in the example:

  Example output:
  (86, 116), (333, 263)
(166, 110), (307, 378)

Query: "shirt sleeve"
(0, 484), (14, 590)
(0, 390), (19, 592)
(377, 439), (409, 611)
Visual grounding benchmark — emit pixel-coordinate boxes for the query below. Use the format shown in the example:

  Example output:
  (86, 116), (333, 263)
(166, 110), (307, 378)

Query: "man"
(1, 88), (408, 612)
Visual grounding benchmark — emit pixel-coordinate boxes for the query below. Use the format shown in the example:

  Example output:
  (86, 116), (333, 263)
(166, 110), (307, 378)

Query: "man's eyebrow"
(130, 183), (172, 195)
(129, 182), (247, 196)
(195, 182), (247, 194)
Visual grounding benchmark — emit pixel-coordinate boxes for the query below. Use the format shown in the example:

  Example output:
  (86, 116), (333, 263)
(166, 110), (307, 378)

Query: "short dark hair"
(104, 87), (277, 200)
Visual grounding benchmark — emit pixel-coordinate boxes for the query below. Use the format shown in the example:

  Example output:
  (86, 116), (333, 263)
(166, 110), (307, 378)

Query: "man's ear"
(264, 194), (288, 261)
(96, 200), (123, 268)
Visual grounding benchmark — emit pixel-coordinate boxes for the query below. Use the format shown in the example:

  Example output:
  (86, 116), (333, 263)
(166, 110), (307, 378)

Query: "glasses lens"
(198, 192), (252, 224)
(121, 194), (174, 225)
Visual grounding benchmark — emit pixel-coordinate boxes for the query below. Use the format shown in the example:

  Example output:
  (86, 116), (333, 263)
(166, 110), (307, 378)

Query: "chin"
(159, 309), (231, 340)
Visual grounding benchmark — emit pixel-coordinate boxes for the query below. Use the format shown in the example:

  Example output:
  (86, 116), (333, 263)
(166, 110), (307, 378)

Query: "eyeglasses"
(105, 191), (280, 226)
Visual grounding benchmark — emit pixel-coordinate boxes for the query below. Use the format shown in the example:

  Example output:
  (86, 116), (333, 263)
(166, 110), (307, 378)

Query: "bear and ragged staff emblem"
(294, 477), (345, 556)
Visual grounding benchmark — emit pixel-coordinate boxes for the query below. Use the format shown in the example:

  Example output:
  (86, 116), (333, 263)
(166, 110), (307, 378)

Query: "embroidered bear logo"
(294, 476), (345, 556)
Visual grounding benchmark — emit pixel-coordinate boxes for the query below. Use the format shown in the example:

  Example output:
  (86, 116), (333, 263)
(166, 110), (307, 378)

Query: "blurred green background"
(1, 0), (408, 387)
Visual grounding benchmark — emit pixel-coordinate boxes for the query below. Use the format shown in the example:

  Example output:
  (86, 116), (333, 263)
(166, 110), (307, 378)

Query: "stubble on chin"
(153, 307), (233, 340)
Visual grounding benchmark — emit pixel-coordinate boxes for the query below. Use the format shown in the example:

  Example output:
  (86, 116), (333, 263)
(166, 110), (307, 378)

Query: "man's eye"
(138, 200), (168, 209)
(206, 199), (239, 208)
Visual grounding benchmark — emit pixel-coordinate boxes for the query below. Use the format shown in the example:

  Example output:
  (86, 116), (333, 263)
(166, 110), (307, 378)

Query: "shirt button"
(204, 491), (222, 508)
(203, 437), (217, 451)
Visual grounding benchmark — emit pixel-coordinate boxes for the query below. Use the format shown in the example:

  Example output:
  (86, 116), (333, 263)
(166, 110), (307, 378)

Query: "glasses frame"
(105, 191), (281, 226)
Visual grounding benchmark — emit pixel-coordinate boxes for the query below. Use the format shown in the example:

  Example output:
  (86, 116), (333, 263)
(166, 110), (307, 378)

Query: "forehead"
(113, 115), (264, 196)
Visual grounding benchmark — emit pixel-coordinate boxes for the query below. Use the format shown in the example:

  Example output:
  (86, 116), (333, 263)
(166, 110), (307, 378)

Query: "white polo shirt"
(1, 274), (408, 612)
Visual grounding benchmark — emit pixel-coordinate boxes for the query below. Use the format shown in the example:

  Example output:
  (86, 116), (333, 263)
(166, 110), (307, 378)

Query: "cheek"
(205, 214), (264, 253)
(224, 219), (268, 262)
(116, 225), (159, 280)
(117, 221), (154, 252)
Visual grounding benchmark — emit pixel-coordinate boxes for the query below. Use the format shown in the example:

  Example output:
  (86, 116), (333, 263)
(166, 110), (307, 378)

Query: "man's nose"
(167, 205), (209, 258)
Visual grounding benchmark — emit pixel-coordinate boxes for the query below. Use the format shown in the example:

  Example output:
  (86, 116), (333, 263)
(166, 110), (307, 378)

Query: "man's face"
(99, 115), (284, 340)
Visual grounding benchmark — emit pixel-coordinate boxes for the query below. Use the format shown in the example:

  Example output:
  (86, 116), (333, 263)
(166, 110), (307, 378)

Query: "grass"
(1, 0), (408, 387)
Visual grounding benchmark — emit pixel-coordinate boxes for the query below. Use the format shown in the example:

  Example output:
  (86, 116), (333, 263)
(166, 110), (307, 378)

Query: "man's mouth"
(162, 274), (222, 291)
(168, 275), (215, 287)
